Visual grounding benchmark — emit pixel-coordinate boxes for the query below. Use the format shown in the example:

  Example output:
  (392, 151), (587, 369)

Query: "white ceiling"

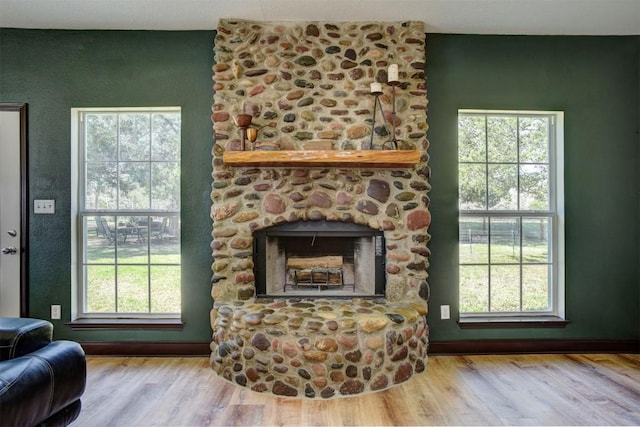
(0, 0), (639, 35)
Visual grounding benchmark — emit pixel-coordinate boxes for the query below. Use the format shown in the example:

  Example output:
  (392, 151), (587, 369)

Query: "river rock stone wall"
(212, 18), (427, 151)
(210, 19), (430, 398)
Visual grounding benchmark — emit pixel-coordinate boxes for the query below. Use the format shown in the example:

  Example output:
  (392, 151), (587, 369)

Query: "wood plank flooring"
(74, 354), (640, 426)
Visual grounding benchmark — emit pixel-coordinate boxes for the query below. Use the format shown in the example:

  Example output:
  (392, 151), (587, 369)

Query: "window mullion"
(149, 262), (153, 314)
(519, 217), (524, 312)
(485, 116), (491, 313)
(484, 116), (489, 210)
(116, 113), (121, 212)
(516, 117), (522, 311)
(487, 215), (492, 312)
(548, 115), (556, 212)
(516, 116), (521, 211)
(114, 260), (119, 313)
(148, 113), (153, 211)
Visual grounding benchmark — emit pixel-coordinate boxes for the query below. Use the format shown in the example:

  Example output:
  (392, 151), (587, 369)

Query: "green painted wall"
(1, 30), (638, 345)
(426, 34), (640, 342)
(0, 29), (215, 342)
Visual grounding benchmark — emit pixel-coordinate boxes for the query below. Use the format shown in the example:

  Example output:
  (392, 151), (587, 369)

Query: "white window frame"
(71, 107), (182, 320)
(458, 109), (565, 320)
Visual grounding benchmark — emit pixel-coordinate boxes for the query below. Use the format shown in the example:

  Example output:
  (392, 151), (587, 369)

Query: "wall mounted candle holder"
(368, 64), (401, 150)
(234, 113), (253, 151)
(234, 114), (278, 151)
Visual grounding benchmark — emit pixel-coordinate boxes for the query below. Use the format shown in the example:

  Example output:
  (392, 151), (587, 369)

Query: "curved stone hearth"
(210, 298), (428, 398)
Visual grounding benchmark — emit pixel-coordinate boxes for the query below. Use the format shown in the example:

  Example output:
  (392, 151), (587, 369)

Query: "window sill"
(67, 318), (184, 330)
(458, 316), (569, 329)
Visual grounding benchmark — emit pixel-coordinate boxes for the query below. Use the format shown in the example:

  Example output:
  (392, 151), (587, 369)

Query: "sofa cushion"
(0, 340), (86, 426)
(0, 318), (53, 360)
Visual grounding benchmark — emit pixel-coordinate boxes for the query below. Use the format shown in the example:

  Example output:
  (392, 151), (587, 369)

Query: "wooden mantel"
(222, 150), (421, 168)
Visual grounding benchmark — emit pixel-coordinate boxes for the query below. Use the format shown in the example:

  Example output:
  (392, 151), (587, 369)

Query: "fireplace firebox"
(254, 221), (385, 298)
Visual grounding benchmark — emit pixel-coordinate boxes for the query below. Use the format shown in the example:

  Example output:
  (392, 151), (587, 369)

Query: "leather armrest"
(0, 318), (53, 360)
(0, 340), (86, 426)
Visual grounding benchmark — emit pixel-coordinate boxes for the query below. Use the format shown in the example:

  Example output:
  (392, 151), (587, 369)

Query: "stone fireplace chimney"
(210, 19), (430, 398)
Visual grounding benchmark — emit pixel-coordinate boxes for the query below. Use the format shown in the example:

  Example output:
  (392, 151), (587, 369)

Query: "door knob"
(7, 230), (17, 237)
(2, 247), (17, 254)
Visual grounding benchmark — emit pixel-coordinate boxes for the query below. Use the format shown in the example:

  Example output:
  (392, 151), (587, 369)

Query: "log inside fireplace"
(254, 221), (385, 298)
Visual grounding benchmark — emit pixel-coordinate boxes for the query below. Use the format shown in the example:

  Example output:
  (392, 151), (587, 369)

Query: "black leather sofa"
(0, 318), (86, 426)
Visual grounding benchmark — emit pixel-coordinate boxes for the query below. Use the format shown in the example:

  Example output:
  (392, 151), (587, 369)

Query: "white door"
(0, 104), (26, 317)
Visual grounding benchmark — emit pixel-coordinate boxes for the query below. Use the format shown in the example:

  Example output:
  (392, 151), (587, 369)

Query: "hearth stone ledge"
(210, 297), (428, 398)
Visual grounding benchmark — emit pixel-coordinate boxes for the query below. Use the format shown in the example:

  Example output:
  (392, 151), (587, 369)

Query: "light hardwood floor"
(74, 354), (640, 426)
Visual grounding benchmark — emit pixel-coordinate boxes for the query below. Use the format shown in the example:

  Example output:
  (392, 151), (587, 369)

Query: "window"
(458, 110), (564, 320)
(72, 108), (181, 318)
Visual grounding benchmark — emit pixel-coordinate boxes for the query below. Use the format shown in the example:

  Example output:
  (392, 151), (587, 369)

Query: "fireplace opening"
(254, 221), (385, 298)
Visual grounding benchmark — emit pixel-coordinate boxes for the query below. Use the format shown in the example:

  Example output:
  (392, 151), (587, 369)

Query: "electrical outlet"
(34, 199), (55, 214)
(440, 305), (450, 320)
(51, 305), (61, 320)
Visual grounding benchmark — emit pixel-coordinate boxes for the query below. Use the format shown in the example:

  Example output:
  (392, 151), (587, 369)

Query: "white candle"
(370, 82), (382, 93)
(388, 64), (399, 83)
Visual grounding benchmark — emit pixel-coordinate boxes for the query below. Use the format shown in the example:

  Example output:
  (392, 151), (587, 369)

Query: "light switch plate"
(34, 199), (55, 214)
(51, 305), (61, 320)
(440, 305), (451, 320)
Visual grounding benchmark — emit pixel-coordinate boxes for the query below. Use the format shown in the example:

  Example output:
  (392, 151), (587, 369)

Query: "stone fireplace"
(210, 19), (430, 398)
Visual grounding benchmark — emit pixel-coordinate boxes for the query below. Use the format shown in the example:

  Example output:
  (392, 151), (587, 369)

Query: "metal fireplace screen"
(254, 221), (385, 298)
